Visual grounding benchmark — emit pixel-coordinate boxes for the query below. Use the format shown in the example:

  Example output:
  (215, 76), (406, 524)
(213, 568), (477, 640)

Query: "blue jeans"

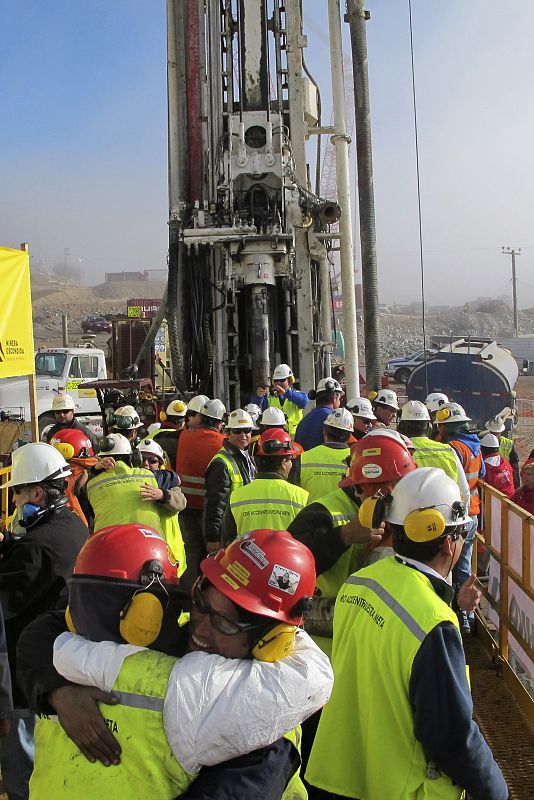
(0, 713), (35, 800)
(453, 515), (478, 608)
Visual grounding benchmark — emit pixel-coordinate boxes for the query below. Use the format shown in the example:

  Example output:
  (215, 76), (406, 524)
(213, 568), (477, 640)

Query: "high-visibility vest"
(306, 556), (463, 800)
(449, 440), (483, 515)
(208, 449), (245, 494)
(268, 395), (303, 438)
(310, 488), (367, 656)
(30, 649), (194, 798)
(229, 478), (309, 537)
(86, 462), (162, 533)
(282, 726), (307, 800)
(499, 435), (513, 461)
(300, 444), (350, 503)
(176, 428), (224, 510)
(410, 437), (459, 482)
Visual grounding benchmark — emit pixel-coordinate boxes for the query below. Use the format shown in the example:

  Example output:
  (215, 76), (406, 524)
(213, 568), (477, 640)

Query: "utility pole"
(502, 247), (521, 337)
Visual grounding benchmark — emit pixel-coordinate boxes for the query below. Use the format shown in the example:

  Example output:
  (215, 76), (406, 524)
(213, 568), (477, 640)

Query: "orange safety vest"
(450, 439), (483, 515)
(175, 428), (224, 510)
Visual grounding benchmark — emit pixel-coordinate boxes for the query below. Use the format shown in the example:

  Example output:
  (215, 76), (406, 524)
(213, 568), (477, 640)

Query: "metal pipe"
(346, 0), (381, 393)
(328, 0), (360, 397)
(187, 0), (202, 203)
(319, 256), (333, 376)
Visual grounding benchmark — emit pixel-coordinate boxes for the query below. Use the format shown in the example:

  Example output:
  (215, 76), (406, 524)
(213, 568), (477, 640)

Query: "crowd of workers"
(0, 360), (528, 798)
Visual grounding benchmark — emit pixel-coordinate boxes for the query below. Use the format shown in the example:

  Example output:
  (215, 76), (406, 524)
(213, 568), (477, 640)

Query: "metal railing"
(476, 480), (534, 724)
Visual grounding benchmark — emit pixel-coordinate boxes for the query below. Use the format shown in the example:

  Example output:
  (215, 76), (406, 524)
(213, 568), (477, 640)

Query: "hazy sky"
(2, 1), (534, 307)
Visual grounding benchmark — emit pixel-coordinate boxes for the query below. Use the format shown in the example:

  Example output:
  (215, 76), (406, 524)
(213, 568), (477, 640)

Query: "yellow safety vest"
(159, 512), (187, 578)
(30, 650), (195, 799)
(306, 556), (463, 800)
(299, 443), (350, 503)
(499, 435), (513, 461)
(229, 478), (309, 537)
(281, 726), (307, 800)
(208, 449), (245, 493)
(410, 437), (459, 482)
(87, 462), (162, 533)
(268, 395), (303, 438)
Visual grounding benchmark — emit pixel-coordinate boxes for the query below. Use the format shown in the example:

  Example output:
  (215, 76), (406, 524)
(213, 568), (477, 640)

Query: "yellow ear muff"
(54, 442), (75, 460)
(436, 407), (451, 423)
(368, 391), (378, 402)
(119, 592), (164, 646)
(289, 374), (296, 384)
(65, 605), (77, 634)
(404, 508), (446, 542)
(251, 623), (296, 662)
(359, 495), (389, 529)
(159, 410), (167, 422)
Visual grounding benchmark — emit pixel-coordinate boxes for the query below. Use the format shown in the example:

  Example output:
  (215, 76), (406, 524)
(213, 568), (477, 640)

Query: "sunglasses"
(143, 456), (160, 465)
(229, 428), (252, 435)
(192, 579), (261, 636)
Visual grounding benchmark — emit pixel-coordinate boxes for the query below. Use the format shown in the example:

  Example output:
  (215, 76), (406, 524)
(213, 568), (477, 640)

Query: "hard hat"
(50, 429), (94, 459)
(260, 407), (287, 427)
(341, 434), (416, 488)
(363, 428), (410, 448)
(166, 399), (187, 419)
(372, 389), (399, 411)
(425, 392), (449, 413)
(316, 377), (344, 396)
(5, 442), (72, 487)
(200, 529), (315, 625)
(480, 433), (500, 449)
(346, 397), (376, 421)
(51, 393), (76, 412)
(201, 398), (226, 421)
(244, 403), (262, 428)
(67, 524), (181, 646)
(485, 417), (505, 434)
(147, 422), (161, 435)
(226, 409), (254, 430)
(400, 400), (430, 422)
(435, 402), (471, 424)
(385, 467), (471, 532)
(272, 364), (293, 381)
(256, 427), (302, 457)
(136, 437), (165, 463)
(112, 405), (143, 430)
(97, 432), (132, 456)
(187, 395), (210, 413)
(324, 408), (354, 432)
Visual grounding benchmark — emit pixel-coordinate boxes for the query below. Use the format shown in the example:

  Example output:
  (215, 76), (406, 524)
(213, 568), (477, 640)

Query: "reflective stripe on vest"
(345, 574), (427, 641)
(230, 479), (309, 536)
(208, 450), (244, 493)
(268, 395), (303, 437)
(300, 444), (349, 503)
(410, 437), (459, 483)
(176, 428), (225, 509)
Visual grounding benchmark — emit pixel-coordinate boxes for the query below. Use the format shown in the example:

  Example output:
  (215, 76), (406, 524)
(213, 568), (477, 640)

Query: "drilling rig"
(166, 0), (346, 407)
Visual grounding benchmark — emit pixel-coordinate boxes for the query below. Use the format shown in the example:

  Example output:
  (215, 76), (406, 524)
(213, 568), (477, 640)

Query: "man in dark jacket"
(203, 409), (256, 553)
(0, 442), (88, 800)
(41, 392), (99, 450)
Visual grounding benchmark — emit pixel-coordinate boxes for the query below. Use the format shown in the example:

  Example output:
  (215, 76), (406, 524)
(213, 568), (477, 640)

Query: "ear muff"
(404, 508), (446, 542)
(99, 435), (116, 453)
(289, 374), (295, 384)
(436, 407), (451, 423)
(131, 449), (144, 468)
(53, 442), (75, 460)
(159, 410), (167, 422)
(119, 591), (164, 646)
(368, 390), (378, 402)
(65, 605), (77, 634)
(251, 623), (296, 663)
(359, 494), (390, 530)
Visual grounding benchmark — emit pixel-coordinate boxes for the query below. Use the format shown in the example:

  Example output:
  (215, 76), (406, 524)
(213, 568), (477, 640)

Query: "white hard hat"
(98, 432), (132, 456)
(373, 389), (399, 411)
(346, 397), (376, 421)
(363, 428), (410, 450)
(485, 417), (505, 434)
(316, 377), (344, 396)
(425, 392), (449, 413)
(260, 407), (287, 427)
(244, 403), (261, 428)
(400, 400), (430, 422)
(226, 409), (254, 430)
(436, 402), (471, 424)
(166, 399), (187, 418)
(480, 433), (500, 449)
(272, 363), (293, 381)
(136, 437), (165, 463)
(187, 395), (210, 413)
(147, 422), (161, 435)
(112, 405), (142, 430)
(386, 467), (471, 529)
(51, 393), (76, 412)
(202, 398), (226, 421)
(324, 408), (354, 432)
(5, 442), (71, 487)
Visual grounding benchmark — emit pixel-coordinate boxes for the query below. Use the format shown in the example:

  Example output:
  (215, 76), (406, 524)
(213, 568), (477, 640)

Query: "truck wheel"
(394, 368), (411, 384)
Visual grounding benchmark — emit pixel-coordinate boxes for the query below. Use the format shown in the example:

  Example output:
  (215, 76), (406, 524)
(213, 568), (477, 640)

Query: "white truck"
(0, 346), (107, 435)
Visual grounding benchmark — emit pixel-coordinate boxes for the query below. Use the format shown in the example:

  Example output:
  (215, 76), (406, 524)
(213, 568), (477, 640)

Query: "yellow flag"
(0, 247), (35, 378)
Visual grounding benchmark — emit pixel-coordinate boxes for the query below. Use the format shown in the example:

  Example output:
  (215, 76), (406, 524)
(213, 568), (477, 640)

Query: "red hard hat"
(73, 524), (180, 585)
(200, 530), (315, 625)
(256, 427), (303, 458)
(340, 434), (417, 487)
(50, 428), (94, 459)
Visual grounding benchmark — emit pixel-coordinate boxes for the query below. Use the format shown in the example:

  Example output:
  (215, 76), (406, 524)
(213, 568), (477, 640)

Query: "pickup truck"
(0, 347), (107, 434)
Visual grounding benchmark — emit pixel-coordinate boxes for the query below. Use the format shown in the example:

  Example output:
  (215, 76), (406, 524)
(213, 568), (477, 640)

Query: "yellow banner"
(0, 247), (35, 378)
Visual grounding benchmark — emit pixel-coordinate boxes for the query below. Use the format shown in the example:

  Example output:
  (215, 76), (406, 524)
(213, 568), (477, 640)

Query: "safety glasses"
(229, 428), (252, 435)
(192, 579), (261, 636)
(143, 456), (160, 465)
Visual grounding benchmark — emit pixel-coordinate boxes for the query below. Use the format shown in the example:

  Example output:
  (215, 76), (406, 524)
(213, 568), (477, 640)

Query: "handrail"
(476, 479), (534, 724)
(0, 466), (12, 528)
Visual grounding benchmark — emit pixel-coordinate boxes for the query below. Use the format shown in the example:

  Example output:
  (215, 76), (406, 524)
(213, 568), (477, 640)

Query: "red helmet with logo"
(255, 427), (303, 458)
(50, 428), (94, 459)
(200, 529), (315, 625)
(341, 434), (417, 487)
